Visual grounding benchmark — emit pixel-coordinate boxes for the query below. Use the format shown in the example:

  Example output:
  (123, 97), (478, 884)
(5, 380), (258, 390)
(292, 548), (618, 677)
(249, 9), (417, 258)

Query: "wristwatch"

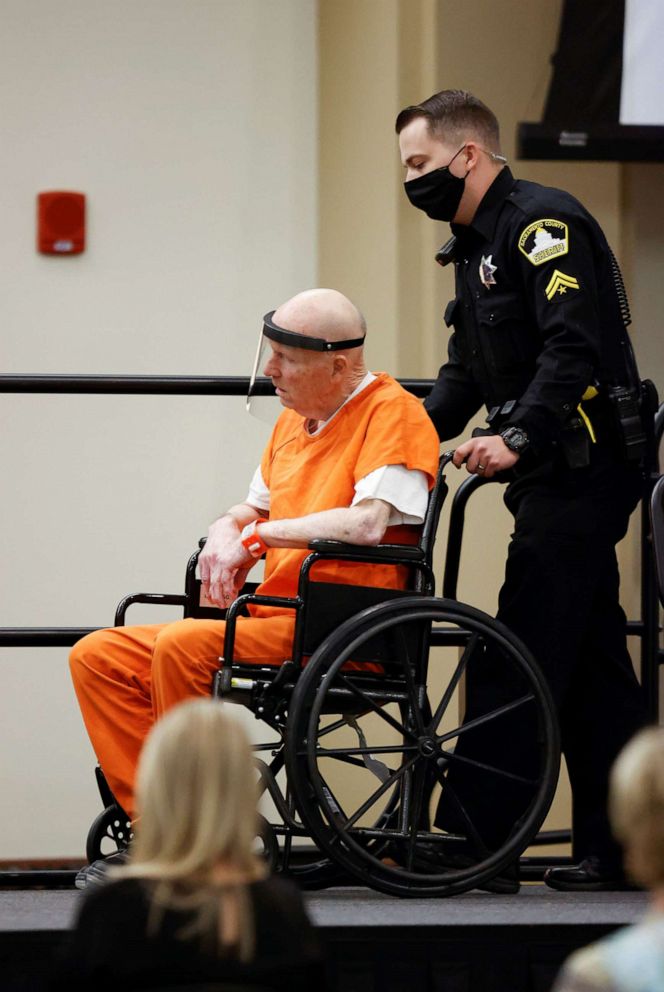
(500, 426), (530, 454)
(240, 520), (269, 558)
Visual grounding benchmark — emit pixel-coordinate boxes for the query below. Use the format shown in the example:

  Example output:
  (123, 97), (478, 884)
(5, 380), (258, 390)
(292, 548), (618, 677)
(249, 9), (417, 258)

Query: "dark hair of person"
(395, 89), (501, 153)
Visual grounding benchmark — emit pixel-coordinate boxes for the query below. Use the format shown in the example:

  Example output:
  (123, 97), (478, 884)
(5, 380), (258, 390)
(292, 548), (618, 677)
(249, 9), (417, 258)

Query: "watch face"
(502, 428), (528, 452)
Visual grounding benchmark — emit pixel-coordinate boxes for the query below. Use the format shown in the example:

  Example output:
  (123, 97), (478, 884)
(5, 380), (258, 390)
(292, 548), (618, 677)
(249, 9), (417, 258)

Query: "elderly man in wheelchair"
(71, 288), (441, 882)
(71, 287), (559, 897)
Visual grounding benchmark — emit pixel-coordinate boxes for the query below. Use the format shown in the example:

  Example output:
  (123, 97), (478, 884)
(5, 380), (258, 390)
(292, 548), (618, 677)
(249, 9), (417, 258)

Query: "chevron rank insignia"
(545, 269), (580, 301)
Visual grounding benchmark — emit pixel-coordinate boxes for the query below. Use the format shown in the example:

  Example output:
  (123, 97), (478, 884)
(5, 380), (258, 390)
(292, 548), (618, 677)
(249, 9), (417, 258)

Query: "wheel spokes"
(430, 632), (480, 733)
(317, 715), (360, 739)
(325, 755), (418, 832)
(402, 760), (429, 871)
(392, 623), (428, 736)
(437, 692), (535, 744)
(439, 747), (538, 787)
(432, 772), (491, 858)
(334, 672), (416, 741)
(312, 744), (417, 758)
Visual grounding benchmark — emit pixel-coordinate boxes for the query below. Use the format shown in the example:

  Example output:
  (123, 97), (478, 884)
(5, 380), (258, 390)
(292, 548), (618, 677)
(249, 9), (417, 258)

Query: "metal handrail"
(0, 374), (434, 396)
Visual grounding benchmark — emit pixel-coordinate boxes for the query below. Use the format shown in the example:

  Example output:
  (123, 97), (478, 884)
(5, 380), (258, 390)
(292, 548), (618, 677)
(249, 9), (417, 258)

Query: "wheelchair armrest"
(222, 592), (302, 672)
(225, 592), (301, 622)
(307, 539), (425, 562)
(115, 593), (188, 627)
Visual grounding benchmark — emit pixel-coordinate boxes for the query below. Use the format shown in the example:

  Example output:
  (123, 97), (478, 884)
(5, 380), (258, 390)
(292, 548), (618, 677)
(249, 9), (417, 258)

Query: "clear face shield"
(246, 310), (365, 422)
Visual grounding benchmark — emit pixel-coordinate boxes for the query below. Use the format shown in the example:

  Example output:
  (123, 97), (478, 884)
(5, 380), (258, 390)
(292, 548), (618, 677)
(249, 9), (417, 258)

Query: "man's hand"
(197, 498), (393, 607)
(453, 435), (519, 478)
(199, 513), (254, 608)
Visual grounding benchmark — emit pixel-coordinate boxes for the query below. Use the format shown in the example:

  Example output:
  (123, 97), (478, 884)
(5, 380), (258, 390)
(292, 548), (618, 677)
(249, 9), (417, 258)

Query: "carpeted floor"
(0, 884), (649, 932)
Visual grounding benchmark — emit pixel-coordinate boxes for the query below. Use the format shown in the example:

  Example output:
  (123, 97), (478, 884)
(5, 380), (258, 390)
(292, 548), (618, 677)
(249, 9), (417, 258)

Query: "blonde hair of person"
(610, 725), (664, 890)
(117, 698), (266, 960)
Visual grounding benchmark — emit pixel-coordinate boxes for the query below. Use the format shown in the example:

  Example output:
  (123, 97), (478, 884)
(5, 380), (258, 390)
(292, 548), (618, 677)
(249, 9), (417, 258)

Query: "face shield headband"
(246, 310), (366, 413)
(262, 311), (365, 352)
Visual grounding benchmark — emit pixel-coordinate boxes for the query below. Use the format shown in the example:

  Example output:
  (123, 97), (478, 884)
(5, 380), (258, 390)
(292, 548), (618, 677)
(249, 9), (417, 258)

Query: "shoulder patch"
(545, 269), (579, 300)
(518, 219), (568, 266)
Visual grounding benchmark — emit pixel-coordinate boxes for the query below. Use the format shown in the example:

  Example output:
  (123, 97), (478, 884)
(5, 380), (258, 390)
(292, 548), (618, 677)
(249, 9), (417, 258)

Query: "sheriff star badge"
(479, 254), (497, 288)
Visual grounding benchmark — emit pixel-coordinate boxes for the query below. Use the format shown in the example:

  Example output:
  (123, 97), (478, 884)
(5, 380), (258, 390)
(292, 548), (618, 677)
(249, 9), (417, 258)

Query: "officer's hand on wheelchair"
(453, 436), (519, 478)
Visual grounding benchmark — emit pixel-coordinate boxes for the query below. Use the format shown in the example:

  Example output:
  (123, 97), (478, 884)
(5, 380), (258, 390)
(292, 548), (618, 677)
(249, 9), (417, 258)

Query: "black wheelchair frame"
(93, 453), (561, 897)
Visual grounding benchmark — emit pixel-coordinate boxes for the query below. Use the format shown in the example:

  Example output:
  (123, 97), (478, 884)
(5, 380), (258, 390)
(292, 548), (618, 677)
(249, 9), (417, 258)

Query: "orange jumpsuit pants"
(69, 615), (295, 819)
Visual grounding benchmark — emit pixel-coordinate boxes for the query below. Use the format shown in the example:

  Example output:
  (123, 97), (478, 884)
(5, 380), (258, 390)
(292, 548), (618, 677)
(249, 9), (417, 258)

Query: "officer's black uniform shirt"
(425, 167), (634, 452)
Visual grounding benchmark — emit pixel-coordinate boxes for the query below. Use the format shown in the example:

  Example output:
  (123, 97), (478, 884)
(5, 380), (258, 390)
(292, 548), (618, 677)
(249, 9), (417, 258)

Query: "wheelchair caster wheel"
(86, 804), (133, 863)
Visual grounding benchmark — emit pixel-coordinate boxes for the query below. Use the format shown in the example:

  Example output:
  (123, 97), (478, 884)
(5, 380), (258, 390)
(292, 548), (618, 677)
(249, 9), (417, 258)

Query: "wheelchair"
(87, 453), (560, 897)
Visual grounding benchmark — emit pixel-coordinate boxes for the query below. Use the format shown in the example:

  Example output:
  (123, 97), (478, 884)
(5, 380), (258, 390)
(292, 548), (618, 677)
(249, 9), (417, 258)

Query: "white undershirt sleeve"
(351, 464), (429, 526)
(245, 465), (270, 512)
(247, 463), (429, 524)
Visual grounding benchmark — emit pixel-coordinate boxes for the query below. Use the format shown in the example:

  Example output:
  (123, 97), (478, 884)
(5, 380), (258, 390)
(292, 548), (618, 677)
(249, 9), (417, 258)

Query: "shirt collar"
(452, 166), (516, 243)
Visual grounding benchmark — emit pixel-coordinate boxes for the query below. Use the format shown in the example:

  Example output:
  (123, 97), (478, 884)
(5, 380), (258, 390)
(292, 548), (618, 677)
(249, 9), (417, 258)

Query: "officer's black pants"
(436, 441), (646, 867)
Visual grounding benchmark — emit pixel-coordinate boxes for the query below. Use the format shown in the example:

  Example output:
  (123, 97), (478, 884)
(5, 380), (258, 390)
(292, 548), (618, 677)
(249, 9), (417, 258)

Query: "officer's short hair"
(395, 89), (501, 154)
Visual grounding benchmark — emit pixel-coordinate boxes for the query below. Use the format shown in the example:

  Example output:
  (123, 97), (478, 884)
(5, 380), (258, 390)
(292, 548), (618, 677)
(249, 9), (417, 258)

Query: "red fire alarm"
(37, 191), (86, 254)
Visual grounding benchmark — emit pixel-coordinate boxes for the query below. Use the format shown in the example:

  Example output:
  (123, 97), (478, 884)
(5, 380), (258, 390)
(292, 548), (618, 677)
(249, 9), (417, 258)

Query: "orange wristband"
(240, 520), (269, 558)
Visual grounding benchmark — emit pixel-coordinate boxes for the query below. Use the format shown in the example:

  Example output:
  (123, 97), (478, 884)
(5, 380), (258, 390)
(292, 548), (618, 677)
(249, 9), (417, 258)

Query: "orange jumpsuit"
(70, 373), (439, 818)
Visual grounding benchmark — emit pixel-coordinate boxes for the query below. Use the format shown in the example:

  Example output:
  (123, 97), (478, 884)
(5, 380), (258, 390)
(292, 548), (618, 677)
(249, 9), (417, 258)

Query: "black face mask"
(404, 145), (468, 222)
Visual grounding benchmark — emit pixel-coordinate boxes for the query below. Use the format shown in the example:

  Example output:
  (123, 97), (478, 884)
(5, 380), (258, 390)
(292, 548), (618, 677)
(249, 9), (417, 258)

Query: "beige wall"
(623, 165), (664, 702)
(624, 169), (664, 391)
(318, 0), (401, 374)
(0, 0), (317, 858)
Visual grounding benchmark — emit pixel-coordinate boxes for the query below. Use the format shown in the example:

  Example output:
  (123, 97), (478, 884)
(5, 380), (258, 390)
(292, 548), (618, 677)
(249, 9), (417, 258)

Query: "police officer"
(397, 89), (648, 892)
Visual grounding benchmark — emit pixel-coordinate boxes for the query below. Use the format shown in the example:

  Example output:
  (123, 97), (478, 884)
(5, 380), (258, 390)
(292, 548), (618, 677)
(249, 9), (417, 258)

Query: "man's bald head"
(273, 288), (366, 348)
(263, 288), (368, 421)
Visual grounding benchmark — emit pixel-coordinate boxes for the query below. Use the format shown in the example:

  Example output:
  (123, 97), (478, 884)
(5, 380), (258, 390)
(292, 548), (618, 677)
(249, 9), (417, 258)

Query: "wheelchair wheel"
(285, 596), (560, 897)
(86, 804), (133, 863)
